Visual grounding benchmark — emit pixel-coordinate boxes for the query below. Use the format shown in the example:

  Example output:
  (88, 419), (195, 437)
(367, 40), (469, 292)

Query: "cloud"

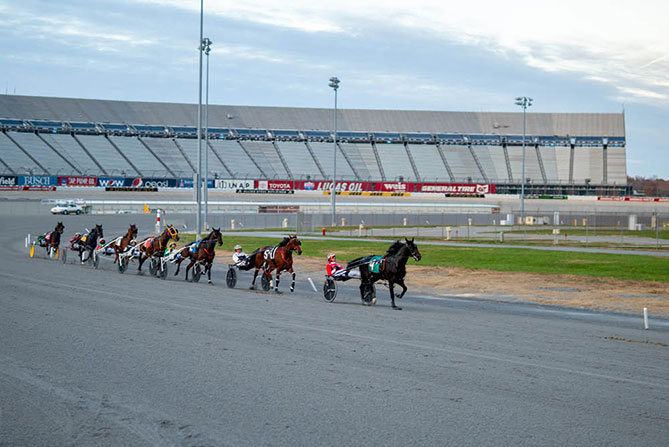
(137, 0), (669, 107)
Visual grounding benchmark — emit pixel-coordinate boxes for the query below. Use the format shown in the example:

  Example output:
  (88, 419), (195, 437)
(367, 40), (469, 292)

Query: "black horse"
(347, 238), (422, 310)
(78, 224), (103, 264)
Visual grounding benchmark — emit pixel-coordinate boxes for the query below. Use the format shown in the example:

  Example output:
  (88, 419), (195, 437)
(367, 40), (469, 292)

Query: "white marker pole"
(643, 307), (649, 330)
(307, 277), (318, 293)
(25, 236), (28, 248)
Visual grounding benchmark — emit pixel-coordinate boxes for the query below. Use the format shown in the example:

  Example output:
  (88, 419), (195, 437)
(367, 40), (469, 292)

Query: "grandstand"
(0, 95), (629, 195)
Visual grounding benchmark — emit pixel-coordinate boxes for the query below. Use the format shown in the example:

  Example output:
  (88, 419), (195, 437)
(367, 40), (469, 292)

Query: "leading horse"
(173, 228), (223, 283)
(249, 235), (302, 292)
(348, 238), (421, 310)
(39, 221), (64, 256)
(137, 225), (179, 273)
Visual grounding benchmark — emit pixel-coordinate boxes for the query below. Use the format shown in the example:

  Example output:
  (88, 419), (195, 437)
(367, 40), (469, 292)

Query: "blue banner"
(18, 175), (57, 186)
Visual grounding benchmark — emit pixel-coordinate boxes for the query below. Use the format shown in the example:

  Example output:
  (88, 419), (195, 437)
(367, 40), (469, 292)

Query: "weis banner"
(375, 182), (412, 192)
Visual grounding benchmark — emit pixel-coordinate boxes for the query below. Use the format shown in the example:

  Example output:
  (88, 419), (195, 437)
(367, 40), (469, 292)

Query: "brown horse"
(173, 228), (223, 283)
(137, 225), (179, 273)
(249, 235), (302, 292)
(113, 224), (138, 263)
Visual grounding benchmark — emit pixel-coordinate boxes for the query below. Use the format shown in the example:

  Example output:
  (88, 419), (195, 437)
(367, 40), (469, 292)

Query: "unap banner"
(214, 179), (253, 190)
(58, 176), (98, 187)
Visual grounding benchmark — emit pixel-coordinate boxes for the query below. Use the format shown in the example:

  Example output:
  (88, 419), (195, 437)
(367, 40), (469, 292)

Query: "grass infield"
(182, 234), (669, 283)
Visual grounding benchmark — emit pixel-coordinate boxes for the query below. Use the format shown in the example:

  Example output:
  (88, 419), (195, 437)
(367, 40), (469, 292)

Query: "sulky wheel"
(226, 268), (237, 288)
(323, 277), (337, 303)
(149, 258), (157, 276)
(93, 251), (100, 269)
(61, 249), (67, 264)
(191, 264), (202, 283)
(159, 262), (168, 280)
(261, 272), (271, 291)
(118, 257), (127, 274)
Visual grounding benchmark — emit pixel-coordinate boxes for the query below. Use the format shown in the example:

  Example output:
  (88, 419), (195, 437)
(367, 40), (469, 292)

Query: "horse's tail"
(347, 255), (374, 270)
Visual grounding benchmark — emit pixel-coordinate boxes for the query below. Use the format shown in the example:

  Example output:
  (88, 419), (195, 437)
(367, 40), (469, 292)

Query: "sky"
(1, 0), (667, 178)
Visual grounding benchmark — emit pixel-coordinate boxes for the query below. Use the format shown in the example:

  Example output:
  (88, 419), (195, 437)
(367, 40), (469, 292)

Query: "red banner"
(58, 176), (98, 187)
(416, 183), (495, 194)
(294, 180), (373, 192)
(256, 180), (294, 190)
(0, 186), (56, 191)
(375, 182), (413, 192)
(598, 196), (669, 202)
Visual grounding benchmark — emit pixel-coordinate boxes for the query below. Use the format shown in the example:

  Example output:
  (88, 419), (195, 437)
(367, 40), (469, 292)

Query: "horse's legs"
(274, 270), (281, 292)
(389, 282), (401, 310)
(289, 268), (296, 292)
(174, 257), (184, 276)
(207, 261), (213, 284)
(113, 245), (119, 264)
(395, 278), (408, 299)
(137, 252), (146, 272)
(250, 267), (259, 289)
(184, 259), (195, 281)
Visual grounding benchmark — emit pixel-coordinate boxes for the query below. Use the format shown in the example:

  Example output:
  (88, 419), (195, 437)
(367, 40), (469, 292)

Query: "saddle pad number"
(368, 256), (384, 273)
(264, 246), (278, 260)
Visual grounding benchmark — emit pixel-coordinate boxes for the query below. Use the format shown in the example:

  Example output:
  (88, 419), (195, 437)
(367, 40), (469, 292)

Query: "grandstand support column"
(328, 76), (340, 227)
(534, 143), (547, 184)
(467, 144), (488, 182)
(403, 142), (421, 182)
(370, 141), (386, 181)
(72, 134), (108, 176)
(515, 96), (533, 222)
(5, 131), (53, 175)
(137, 137), (176, 177)
(272, 141), (293, 179)
(304, 141), (326, 178)
(105, 135), (143, 176)
(336, 142), (361, 181)
(435, 143), (455, 182)
(205, 140), (233, 177)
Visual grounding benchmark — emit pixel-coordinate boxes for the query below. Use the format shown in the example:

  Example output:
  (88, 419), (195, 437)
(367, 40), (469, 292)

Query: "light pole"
(514, 96), (532, 224)
(196, 0), (204, 237)
(328, 76), (340, 227)
(202, 37), (212, 230)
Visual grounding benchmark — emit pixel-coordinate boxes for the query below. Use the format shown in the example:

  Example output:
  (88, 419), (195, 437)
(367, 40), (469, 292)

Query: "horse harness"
(263, 246), (293, 269)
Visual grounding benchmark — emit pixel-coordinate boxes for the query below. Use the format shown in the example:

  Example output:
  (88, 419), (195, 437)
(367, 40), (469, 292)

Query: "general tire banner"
(58, 176), (98, 187)
(416, 183), (495, 194)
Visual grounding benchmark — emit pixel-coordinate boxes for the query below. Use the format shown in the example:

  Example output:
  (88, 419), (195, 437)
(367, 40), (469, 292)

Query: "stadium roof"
(0, 94), (624, 137)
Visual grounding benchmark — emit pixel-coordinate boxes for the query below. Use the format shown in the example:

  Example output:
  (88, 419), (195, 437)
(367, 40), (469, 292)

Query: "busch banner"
(18, 175), (57, 187)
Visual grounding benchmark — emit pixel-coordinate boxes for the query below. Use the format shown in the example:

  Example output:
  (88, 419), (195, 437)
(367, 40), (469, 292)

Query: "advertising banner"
(256, 180), (294, 191)
(18, 175), (57, 187)
(0, 175), (18, 188)
(97, 177), (127, 188)
(58, 176), (98, 187)
(213, 179), (254, 190)
(416, 183), (495, 194)
(129, 178), (176, 188)
(598, 196), (669, 202)
(177, 178), (214, 188)
(294, 180), (373, 192)
(374, 182), (412, 192)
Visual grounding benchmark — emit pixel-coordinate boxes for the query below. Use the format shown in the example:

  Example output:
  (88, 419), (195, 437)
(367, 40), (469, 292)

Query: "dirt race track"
(1, 214), (668, 446)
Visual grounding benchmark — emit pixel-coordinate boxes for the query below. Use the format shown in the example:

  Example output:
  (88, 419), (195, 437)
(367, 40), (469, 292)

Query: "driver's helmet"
(169, 242), (177, 249)
(130, 240), (137, 246)
(75, 232), (81, 237)
(99, 238), (106, 245)
(327, 253), (336, 262)
(234, 244), (242, 252)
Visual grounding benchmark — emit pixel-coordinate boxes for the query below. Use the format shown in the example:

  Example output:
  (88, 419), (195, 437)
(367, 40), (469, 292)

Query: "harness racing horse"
(113, 224), (138, 264)
(173, 228), (223, 283)
(137, 225), (179, 273)
(78, 224), (104, 264)
(40, 221), (64, 256)
(348, 238), (421, 310)
(249, 235), (302, 292)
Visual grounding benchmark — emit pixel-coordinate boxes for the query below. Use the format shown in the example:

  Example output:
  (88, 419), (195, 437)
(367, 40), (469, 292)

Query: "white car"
(51, 203), (83, 215)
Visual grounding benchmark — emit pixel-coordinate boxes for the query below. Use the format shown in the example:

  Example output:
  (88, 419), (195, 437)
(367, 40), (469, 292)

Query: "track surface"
(1, 215), (668, 446)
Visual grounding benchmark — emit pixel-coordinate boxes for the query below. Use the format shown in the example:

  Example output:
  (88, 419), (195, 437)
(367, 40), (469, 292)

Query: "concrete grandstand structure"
(0, 95), (629, 195)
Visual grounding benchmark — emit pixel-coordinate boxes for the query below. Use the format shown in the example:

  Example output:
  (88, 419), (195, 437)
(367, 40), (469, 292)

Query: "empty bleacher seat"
(208, 139), (262, 178)
(376, 143), (415, 181)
